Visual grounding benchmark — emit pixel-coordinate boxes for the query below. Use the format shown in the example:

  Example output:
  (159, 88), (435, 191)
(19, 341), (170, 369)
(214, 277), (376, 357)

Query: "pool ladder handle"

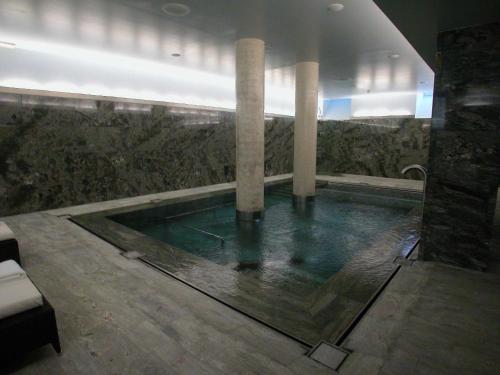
(401, 164), (427, 204)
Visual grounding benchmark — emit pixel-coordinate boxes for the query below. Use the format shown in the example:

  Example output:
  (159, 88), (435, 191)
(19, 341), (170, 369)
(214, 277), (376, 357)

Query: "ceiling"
(374, 0), (500, 69)
(0, 0), (434, 107)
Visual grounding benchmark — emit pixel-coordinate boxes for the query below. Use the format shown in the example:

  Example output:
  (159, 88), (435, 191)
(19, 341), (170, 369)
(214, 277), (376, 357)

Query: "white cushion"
(0, 277), (43, 319)
(0, 260), (26, 282)
(0, 221), (15, 241)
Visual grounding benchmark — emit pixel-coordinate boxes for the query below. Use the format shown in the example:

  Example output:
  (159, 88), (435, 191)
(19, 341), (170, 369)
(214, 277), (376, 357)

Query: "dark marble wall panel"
(317, 118), (430, 179)
(421, 22), (500, 270)
(0, 94), (293, 216)
(0, 93), (430, 216)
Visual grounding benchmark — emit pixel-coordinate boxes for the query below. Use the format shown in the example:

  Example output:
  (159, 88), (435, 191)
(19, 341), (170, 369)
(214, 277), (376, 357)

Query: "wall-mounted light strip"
(1, 34), (234, 89)
(352, 109), (412, 117)
(349, 91), (416, 100)
(0, 33), (296, 115)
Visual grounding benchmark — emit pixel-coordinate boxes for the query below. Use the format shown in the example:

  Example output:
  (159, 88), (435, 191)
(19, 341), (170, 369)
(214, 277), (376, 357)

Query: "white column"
(293, 61), (319, 201)
(235, 38), (265, 221)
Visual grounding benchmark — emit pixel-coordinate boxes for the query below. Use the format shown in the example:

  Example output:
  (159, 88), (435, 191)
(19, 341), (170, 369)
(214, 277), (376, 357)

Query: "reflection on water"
(113, 186), (418, 284)
(73, 184), (424, 344)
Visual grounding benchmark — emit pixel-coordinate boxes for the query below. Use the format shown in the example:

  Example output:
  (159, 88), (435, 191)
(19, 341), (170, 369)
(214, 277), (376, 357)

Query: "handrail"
(401, 164), (427, 179)
(401, 164), (427, 198)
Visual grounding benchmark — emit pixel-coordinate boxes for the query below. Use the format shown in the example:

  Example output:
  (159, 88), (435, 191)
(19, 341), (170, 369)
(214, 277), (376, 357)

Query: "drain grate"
(308, 341), (350, 371)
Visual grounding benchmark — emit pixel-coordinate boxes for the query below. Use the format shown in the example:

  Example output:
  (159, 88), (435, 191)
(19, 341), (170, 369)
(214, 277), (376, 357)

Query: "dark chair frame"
(0, 242), (61, 363)
(0, 238), (21, 265)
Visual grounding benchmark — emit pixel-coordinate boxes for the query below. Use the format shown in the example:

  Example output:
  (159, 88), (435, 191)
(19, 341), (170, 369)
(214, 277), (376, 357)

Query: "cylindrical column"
(293, 61), (319, 202)
(235, 38), (265, 221)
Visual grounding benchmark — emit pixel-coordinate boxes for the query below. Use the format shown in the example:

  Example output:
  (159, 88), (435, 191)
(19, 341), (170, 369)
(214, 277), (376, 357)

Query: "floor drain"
(308, 341), (350, 371)
(121, 251), (144, 259)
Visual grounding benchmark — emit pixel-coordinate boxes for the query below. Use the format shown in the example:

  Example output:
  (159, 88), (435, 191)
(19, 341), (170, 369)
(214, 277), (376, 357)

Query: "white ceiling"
(374, 0), (500, 69)
(0, 0), (434, 111)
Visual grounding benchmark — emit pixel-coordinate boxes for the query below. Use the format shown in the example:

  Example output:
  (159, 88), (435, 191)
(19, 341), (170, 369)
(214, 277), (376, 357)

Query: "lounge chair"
(0, 222), (61, 362)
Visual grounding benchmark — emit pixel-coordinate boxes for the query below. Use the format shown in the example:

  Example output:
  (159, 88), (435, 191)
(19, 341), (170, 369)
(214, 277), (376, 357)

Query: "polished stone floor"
(2, 175), (499, 375)
(1, 212), (332, 374)
(340, 261), (500, 375)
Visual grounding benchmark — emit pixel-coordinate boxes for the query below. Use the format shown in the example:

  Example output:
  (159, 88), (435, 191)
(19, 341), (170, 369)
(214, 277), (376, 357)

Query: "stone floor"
(2, 175), (499, 374)
(339, 261), (500, 375)
(1, 212), (332, 374)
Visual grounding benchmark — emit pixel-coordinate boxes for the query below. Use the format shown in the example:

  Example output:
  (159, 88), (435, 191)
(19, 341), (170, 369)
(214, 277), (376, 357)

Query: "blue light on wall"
(415, 91), (434, 118)
(323, 98), (352, 120)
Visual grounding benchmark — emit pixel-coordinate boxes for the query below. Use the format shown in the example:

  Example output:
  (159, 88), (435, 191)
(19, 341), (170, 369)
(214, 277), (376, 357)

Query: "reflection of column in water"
(290, 200), (316, 267)
(233, 220), (263, 273)
(293, 197), (315, 219)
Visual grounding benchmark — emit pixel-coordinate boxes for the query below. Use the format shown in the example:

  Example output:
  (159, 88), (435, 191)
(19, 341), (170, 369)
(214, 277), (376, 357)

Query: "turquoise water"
(112, 186), (417, 283)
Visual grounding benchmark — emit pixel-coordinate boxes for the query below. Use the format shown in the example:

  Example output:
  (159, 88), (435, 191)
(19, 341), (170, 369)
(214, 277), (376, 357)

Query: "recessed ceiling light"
(0, 41), (16, 49)
(171, 53), (181, 57)
(389, 53), (400, 59)
(327, 3), (345, 12)
(161, 3), (191, 17)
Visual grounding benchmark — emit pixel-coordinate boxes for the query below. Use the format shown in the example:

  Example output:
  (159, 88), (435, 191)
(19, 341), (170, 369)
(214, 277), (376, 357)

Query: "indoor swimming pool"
(73, 182), (422, 344)
(110, 184), (416, 283)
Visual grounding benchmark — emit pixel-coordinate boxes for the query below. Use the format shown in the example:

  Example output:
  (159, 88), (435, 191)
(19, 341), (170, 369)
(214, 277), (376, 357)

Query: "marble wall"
(421, 22), (500, 270)
(0, 93), (429, 216)
(0, 94), (293, 216)
(317, 118), (430, 179)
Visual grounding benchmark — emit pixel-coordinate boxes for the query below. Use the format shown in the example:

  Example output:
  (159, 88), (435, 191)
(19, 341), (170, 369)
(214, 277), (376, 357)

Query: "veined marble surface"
(0, 94), (292, 216)
(421, 22), (500, 270)
(317, 118), (430, 180)
(0, 93), (429, 216)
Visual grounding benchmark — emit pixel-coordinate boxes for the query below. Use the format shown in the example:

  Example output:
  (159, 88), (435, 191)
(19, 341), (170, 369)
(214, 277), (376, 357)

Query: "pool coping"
(45, 173), (423, 218)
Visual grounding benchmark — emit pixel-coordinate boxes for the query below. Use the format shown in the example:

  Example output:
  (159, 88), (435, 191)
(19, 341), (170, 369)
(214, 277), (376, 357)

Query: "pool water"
(112, 186), (417, 283)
